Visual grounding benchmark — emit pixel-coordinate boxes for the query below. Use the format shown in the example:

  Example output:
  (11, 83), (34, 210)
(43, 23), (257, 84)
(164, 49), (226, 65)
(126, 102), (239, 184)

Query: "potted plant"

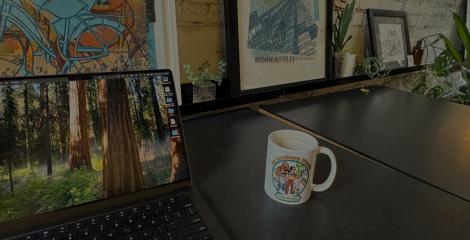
(332, 0), (356, 78)
(431, 13), (470, 104)
(183, 60), (226, 103)
(407, 14), (470, 105)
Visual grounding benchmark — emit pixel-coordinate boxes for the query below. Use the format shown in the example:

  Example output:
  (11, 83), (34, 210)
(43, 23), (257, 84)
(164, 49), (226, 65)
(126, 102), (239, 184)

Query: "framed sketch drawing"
(230, 0), (332, 91)
(366, 9), (411, 70)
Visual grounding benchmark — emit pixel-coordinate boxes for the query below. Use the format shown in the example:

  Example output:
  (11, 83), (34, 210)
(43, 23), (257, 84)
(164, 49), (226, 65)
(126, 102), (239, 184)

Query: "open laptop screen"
(0, 71), (189, 224)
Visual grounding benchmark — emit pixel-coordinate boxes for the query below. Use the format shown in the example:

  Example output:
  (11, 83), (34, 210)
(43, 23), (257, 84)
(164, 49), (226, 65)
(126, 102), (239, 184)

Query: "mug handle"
(312, 146), (337, 192)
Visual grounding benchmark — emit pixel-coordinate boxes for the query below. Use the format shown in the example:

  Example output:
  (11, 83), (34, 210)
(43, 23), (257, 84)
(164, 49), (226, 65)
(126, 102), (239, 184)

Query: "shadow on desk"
(183, 108), (470, 240)
(264, 86), (470, 202)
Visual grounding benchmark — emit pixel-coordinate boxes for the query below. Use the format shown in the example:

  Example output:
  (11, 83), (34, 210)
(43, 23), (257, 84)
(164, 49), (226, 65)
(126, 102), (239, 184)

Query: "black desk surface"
(183, 109), (470, 240)
(265, 86), (470, 202)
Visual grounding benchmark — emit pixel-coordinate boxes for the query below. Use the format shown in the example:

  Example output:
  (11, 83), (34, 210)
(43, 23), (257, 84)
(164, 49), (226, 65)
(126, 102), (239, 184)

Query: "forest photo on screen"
(0, 76), (188, 223)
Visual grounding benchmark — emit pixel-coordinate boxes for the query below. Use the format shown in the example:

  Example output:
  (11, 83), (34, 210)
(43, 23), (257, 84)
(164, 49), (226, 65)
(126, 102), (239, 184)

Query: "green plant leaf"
(432, 50), (452, 77)
(452, 13), (470, 64)
(427, 86), (445, 98)
(440, 34), (463, 65)
(411, 73), (428, 95)
(332, 0), (356, 52)
(341, 35), (353, 50)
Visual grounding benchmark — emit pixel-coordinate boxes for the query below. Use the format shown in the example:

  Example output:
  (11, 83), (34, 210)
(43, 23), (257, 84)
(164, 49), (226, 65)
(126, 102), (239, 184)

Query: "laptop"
(0, 70), (228, 240)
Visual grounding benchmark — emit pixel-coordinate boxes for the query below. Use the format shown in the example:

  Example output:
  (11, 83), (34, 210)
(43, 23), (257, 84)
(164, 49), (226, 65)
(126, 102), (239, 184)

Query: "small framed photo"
(366, 9), (411, 70)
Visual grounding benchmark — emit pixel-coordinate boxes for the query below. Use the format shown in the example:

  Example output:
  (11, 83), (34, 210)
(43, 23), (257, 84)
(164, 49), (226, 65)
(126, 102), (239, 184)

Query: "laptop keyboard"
(11, 192), (213, 240)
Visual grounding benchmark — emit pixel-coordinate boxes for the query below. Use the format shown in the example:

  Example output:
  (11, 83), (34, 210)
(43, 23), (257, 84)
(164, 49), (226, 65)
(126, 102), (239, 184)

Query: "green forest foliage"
(0, 78), (173, 223)
(0, 166), (101, 222)
(127, 77), (169, 140)
(145, 166), (171, 187)
(0, 160), (171, 223)
(0, 86), (20, 166)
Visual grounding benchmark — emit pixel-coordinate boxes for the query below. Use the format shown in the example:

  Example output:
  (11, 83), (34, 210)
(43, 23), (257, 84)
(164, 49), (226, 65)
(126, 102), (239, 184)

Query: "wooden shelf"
(181, 66), (424, 116)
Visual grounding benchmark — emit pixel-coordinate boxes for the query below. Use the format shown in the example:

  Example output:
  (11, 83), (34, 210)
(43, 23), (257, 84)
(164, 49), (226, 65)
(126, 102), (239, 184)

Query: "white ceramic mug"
(264, 130), (337, 205)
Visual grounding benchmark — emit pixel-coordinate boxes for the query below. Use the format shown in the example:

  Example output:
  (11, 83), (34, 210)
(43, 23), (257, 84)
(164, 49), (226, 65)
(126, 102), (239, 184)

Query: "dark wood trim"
(181, 66), (424, 116)
(325, 0), (334, 80)
(224, 0), (241, 96)
(181, 88), (282, 116)
(283, 65), (423, 95)
(0, 68), (167, 82)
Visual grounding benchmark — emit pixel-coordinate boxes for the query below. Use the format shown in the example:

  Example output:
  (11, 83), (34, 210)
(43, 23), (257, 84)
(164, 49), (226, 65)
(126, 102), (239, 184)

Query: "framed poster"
(0, 0), (161, 77)
(366, 9), (411, 70)
(228, 0), (332, 91)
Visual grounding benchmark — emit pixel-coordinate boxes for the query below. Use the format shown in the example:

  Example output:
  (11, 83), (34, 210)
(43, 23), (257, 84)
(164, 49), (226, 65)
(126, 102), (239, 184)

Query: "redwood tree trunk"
(54, 83), (63, 163)
(23, 85), (31, 168)
(39, 83), (52, 177)
(8, 158), (13, 193)
(134, 79), (150, 138)
(98, 78), (144, 198)
(149, 78), (165, 140)
(170, 139), (188, 182)
(58, 82), (69, 163)
(86, 81), (102, 153)
(69, 81), (92, 170)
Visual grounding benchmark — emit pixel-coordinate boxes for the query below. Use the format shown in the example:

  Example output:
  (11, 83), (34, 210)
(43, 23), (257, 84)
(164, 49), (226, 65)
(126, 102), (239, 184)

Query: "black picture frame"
(224, 0), (333, 95)
(366, 9), (411, 70)
(180, 3), (423, 114)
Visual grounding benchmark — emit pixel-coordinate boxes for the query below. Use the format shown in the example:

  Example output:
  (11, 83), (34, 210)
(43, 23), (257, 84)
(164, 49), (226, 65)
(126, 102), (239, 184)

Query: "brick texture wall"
(175, 0), (225, 84)
(175, 0), (466, 86)
(336, 0), (466, 92)
(337, 0), (465, 61)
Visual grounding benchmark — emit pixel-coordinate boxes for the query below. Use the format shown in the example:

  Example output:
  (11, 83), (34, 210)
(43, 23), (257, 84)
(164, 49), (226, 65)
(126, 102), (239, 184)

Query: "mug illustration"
(272, 159), (309, 202)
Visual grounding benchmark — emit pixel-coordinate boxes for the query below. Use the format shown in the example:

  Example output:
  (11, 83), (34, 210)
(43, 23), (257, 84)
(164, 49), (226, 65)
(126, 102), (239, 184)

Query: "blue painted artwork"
(248, 0), (319, 57)
(0, 0), (157, 77)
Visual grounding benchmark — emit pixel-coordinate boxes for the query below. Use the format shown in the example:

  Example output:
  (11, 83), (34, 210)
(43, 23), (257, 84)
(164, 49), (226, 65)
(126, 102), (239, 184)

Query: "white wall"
(154, 1), (183, 104)
(336, 0), (466, 61)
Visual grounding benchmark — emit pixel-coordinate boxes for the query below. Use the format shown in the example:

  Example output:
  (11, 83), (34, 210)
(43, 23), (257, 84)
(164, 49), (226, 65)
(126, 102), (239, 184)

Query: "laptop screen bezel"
(0, 69), (193, 238)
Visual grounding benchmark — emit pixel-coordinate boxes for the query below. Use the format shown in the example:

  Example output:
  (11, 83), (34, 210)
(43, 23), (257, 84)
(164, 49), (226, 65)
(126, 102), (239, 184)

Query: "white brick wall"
(176, 0), (226, 83)
(336, 0), (466, 61)
(175, 0), (466, 88)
